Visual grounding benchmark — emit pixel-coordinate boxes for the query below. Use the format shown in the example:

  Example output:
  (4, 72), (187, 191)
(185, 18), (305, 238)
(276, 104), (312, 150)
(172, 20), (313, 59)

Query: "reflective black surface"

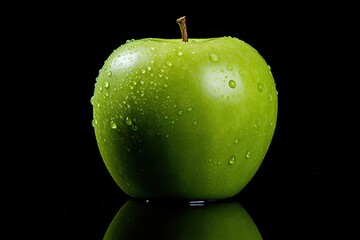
(103, 199), (262, 239)
(5, 3), (357, 239)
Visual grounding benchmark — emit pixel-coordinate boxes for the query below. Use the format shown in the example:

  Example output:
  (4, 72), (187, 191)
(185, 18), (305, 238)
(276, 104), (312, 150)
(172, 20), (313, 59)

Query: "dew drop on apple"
(91, 119), (97, 127)
(192, 120), (198, 126)
(228, 156), (236, 165)
(125, 116), (132, 125)
(110, 121), (117, 129)
(257, 83), (263, 92)
(107, 71), (112, 77)
(177, 51), (183, 56)
(228, 80), (236, 88)
(245, 150), (251, 159)
(104, 81), (110, 88)
(209, 53), (219, 62)
(234, 138), (239, 144)
(187, 107), (192, 112)
(177, 110), (184, 116)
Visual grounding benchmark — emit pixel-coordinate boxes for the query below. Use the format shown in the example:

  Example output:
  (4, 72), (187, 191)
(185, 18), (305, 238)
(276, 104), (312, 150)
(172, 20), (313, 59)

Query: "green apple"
(91, 16), (278, 200)
(103, 199), (263, 239)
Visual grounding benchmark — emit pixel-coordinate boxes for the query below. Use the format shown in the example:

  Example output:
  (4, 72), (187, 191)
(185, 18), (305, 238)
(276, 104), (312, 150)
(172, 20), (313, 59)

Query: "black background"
(4, 2), (357, 239)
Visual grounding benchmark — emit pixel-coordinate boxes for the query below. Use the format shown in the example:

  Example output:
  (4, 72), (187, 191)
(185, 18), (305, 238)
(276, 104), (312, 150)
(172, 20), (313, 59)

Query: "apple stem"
(176, 16), (188, 42)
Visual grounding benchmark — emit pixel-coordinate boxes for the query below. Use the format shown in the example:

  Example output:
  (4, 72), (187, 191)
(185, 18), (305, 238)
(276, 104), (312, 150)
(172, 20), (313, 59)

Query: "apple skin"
(91, 37), (278, 200)
(103, 199), (263, 240)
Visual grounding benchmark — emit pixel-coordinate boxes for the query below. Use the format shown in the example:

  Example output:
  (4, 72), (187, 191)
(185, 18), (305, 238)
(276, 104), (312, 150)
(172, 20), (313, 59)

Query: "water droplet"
(141, 69), (146, 74)
(187, 107), (192, 112)
(209, 53), (219, 62)
(107, 71), (112, 77)
(208, 157), (213, 162)
(228, 80), (236, 88)
(104, 81), (109, 88)
(91, 119), (97, 126)
(226, 65), (233, 71)
(258, 83), (263, 92)
(177, 110), (184, 115)
(228, 156), (236, 165)
(165, 95), (170, 100)
(99, 86), (103, 92)
(125, 117), (132, 125)
(177, 51), (183, 56)
(110, 121), (117, 129)
(163, 115), (169, 120)
(166, 61), (172, 67)
(234, 138), (239, 144)
(132, 125), (138, 131)
(192, 120), (198, 126)
(90, 96), (95, 105)
(245, 150), (251, 159)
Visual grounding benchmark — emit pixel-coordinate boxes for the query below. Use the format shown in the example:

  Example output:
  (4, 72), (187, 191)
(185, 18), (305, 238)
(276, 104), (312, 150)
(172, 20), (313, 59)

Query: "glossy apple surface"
(91, 36), (277, 200)
(103, 199), (263, 239)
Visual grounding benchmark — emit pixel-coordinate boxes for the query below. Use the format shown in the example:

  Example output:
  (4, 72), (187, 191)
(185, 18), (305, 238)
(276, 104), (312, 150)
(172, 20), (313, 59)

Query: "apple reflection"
(104, 199), (262, 239)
